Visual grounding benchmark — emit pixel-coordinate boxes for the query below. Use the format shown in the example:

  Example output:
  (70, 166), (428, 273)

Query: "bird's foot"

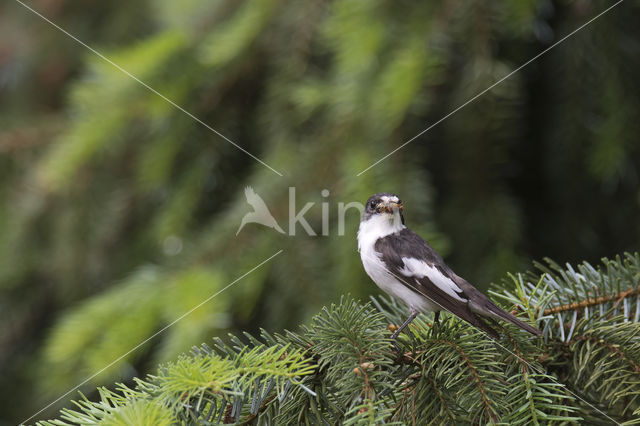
(388, 310), (419, 354)
(388, 325), (403, 354)
(430, 323), (439, 338)
(430, 312), (441, 338)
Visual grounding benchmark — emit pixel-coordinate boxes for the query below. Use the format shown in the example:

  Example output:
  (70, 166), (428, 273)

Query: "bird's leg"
(431, 311), (440, 337)
(390, 309), (419, 352)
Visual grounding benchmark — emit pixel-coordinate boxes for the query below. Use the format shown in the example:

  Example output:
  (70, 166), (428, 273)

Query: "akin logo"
(236, 187), (285, 235)
(236, 187), (364, 236)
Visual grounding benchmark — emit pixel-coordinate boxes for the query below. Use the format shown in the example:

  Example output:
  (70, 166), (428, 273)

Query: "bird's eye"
(369, 201), (376, 209)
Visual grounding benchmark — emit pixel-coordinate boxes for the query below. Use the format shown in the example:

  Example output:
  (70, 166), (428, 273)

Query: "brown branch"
(355, 361), (374, 400)
(222, 403), (234, 424)
(542, 286), (640, 316)
(389, 378), (413, 424)
(423, 340), (499, 423)
(510, 286), (640, 317)
(239, 395), (277, 425)
(392, 344), (497, 423)
(425, 373), (455, 423)
(497, 326), (542, 376)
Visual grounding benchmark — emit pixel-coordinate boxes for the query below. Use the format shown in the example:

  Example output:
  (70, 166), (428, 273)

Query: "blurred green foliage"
(1, 0), (639, 422)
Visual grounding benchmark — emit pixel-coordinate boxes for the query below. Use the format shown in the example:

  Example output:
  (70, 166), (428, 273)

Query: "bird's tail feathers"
(486, 304), (542, 336)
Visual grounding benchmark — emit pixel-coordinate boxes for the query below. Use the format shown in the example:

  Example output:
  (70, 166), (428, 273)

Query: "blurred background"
(1, 0), (639, 422)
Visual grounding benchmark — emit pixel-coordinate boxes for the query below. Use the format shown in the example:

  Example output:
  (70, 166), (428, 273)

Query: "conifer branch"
(36, 254), (640, 424)
(433, 339), (499, 422)
(541, 286), (640, 316)
(569, 334), (640, 375)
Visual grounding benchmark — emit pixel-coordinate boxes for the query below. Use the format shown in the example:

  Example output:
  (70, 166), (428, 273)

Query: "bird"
(236, 186), (285, 235)
(357, 192), (541, 341)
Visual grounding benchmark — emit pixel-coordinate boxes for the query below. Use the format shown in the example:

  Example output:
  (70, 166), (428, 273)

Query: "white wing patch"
(399, 257), (466, 302)
(359, 250), (439, 314)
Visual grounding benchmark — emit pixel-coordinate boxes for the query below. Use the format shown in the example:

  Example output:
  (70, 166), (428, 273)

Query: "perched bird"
(236, 186), (285, 235)
(357, 193), (541, 340)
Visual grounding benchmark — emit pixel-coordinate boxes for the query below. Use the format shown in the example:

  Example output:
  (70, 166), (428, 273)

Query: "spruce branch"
(36, 254), (640, 424)
(542, 286), (640, 316)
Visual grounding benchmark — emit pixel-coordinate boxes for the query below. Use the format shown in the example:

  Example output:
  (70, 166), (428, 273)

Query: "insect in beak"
(380, 202), (403, 214)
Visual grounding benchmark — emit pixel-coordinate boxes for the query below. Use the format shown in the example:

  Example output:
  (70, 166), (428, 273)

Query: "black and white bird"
(357, 193), (541, 340)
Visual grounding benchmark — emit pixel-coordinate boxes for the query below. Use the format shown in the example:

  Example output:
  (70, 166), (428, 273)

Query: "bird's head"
(362, 193), (404, 224)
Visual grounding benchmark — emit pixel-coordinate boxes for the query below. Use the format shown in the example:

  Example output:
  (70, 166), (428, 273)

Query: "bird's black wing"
(376, 228), (541, 336)
(374, 229), (498, 336)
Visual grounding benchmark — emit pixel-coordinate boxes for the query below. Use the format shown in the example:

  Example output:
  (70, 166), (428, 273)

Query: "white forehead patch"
(380, 195), (399, 203)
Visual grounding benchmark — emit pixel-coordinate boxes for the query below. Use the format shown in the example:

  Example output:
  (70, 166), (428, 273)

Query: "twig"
(541, 287), (640, 316)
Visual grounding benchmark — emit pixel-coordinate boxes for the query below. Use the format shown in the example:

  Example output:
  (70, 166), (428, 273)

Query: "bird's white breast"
(357, 214), (404, 252)
(358, 215), (438, 313)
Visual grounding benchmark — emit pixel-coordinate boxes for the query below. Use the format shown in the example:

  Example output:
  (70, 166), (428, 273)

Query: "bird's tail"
(486, 303), (542, 336)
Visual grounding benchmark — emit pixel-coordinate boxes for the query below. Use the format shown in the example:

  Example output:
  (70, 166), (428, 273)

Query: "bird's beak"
(380, 202), (403, 214)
